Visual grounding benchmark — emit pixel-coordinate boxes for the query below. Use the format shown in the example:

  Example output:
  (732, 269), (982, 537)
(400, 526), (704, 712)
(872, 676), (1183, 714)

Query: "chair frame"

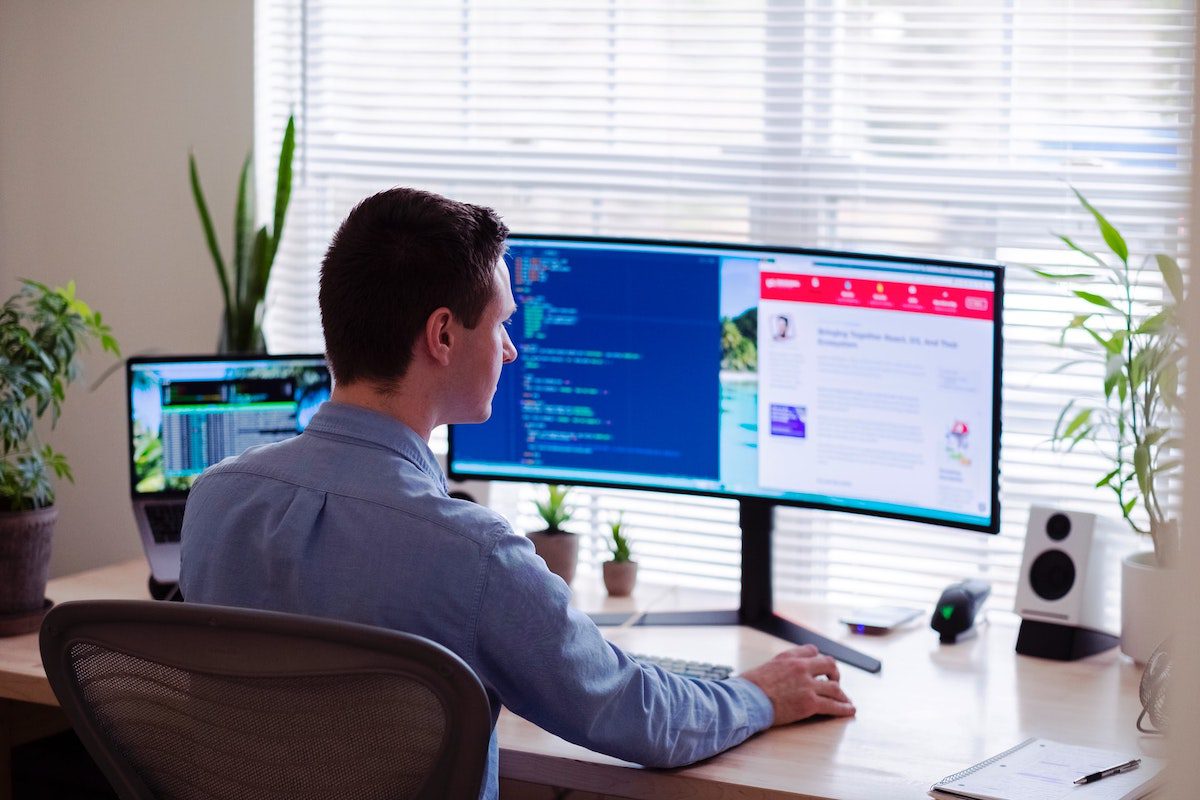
(40, 599), (492, 800)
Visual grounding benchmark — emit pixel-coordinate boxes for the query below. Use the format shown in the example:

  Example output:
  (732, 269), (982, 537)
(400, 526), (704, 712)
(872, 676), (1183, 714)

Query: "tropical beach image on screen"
(719, 258), (762, 486)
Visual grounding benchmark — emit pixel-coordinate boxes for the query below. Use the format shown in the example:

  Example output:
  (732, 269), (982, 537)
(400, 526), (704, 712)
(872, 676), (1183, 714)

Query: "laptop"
(126, 354), (332, 584)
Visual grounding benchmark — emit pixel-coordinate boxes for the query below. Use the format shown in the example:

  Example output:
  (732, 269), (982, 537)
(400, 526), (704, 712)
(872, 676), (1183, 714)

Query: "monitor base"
(589, 608), (882, 673)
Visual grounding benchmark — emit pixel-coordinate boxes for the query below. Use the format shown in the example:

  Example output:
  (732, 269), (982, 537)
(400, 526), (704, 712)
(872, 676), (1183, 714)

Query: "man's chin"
(453, 406), (492, 426)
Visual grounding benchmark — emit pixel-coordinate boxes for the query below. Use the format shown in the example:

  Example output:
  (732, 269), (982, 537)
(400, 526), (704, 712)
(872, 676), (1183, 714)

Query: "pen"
(1073, 758), (1141, 785)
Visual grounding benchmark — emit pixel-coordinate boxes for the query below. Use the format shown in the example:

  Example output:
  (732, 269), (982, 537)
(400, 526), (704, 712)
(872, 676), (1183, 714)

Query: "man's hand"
(740, 644), (855, 726)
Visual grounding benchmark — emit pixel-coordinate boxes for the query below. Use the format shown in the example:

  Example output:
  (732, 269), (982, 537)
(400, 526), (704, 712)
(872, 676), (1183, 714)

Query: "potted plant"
(0, 280), (119, 635)
(1036, 187), (1184, 661)
(527, 484), (578, 585)
(189, 114), (296, 353)
(602, 513), (637, 597)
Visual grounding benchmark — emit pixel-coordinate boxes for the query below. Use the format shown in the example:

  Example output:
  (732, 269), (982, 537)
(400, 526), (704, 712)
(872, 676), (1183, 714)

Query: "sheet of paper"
(938, 740), (1162, 800)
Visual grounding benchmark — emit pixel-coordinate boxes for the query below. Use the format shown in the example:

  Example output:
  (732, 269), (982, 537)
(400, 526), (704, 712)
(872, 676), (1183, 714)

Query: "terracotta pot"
(527, 530), (579, 586)
(1121, 551), (1176, 663)
(602, 560), (638, 597)
(0, 505), (57, 635)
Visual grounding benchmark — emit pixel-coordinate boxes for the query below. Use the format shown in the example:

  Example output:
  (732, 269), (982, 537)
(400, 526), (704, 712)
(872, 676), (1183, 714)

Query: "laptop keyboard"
(145, 503), (186, 543)
(631, 653), (734, 681)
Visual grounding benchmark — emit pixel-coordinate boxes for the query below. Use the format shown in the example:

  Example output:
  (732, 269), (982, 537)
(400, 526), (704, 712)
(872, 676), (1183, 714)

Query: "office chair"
(39, 600), (492, 800)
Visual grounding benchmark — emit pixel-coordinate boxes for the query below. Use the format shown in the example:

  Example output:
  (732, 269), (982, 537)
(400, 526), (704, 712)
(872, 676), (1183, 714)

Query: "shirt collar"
(304, 401), (447, 492)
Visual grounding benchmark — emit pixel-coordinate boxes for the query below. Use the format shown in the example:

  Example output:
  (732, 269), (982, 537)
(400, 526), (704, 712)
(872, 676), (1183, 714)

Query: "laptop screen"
(126, 354), (331, 498)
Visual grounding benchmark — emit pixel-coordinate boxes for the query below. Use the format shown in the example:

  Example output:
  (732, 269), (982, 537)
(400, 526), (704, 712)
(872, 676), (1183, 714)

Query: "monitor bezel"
(449, 234), (1004, 535)
(125, 352), (329, 501)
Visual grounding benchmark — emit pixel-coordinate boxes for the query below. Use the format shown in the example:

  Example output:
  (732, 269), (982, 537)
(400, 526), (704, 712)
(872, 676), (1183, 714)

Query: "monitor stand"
(588, 498), (882, 673)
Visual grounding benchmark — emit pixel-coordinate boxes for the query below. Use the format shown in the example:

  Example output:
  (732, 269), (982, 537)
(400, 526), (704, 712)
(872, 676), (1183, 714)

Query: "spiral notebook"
(930, 738), (1165, 800)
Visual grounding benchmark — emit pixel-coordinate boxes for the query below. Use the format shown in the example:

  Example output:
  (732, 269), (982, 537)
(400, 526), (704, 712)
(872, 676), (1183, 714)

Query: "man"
(180, 187), (854, 800)
(772, 313), (793, 341)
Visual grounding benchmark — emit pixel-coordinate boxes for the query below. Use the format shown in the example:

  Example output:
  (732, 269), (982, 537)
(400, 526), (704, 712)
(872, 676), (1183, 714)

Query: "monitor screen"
(127, 354), (331, 497)
(449, 236), (1002, 533)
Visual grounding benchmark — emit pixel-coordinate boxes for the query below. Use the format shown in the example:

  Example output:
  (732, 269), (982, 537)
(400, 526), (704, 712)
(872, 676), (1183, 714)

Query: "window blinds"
(255, 0), (1193, 625)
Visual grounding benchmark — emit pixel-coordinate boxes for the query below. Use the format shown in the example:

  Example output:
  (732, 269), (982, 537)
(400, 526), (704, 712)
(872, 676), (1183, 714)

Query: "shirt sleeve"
(471, 528), (774, 768)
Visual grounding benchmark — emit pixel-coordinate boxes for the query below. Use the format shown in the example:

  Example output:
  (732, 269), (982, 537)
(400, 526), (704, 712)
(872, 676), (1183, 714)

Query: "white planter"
(1120, 551), (1175, 663)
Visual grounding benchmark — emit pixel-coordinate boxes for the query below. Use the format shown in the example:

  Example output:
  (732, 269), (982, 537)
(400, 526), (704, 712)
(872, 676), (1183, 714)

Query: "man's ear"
(423, 307), (455, 367)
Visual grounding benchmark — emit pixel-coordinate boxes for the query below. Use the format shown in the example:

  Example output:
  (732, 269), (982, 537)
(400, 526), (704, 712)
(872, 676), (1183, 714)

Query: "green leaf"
(1066, 424), (1093, 452)
(189, 152), (232, 315)
(233, 152), (254, 320)
(1155, 254), (1184, 305)
(1134, 443), (1150, 495)
(1129, 350), (1148, 388)
(1072, 186), (1129, 263)
(535, 484), (573, 530)
(270, 115), (296, 264)
(1062, 408), (1092, 438)
(1123, 496), (1137, 516)
(1055, 234), (1108, 269)
(1033, 267), (1094, 281)
(1081, 325), (1123, 355)
(1073, 290), (1118, 312)
(1134, 311), (1168, 335)
(1058, 314), (1095, 346)
(250, 226), (272, 338)
(1160, 362), (1179, 408)
(1101, 372), (1117, 403)
(1156, 458), (1182, 474)
(1143, 428), (1169, 447)
(1052, 400), (1076, 440)
(1095, 466), (1121, 489)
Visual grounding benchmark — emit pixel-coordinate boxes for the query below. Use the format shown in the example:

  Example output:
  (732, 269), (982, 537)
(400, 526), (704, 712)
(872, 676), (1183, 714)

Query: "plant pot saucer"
(0, 597), (53, 637)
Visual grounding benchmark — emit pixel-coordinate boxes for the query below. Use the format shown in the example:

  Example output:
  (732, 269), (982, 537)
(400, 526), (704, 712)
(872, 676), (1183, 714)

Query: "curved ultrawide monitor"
(449, 236), (1002, 533)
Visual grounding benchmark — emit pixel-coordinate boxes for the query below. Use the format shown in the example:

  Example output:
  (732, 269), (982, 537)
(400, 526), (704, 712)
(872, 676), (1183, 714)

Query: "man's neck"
(330, 381), (437, 441)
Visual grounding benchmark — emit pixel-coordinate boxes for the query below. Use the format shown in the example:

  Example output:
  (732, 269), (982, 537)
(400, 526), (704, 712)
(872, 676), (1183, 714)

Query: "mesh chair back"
(40, 600), (491, 800)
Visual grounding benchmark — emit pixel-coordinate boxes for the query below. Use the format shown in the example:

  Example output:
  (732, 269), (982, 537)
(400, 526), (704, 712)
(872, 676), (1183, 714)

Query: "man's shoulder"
(191, 439), (517, 549)
(430, 495), (517, 547)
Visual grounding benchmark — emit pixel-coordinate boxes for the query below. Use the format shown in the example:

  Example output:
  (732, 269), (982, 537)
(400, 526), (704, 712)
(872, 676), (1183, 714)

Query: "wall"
(0, 0), (253, 576)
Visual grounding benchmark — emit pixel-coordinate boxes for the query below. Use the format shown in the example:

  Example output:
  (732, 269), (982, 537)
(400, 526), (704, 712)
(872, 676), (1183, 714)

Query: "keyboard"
(145, 503), (186, 543)
(630, 653), (733, 681)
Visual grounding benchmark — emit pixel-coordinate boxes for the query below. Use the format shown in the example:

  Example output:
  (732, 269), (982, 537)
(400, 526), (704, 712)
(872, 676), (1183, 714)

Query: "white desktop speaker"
(1014, 506), (1121, 660)
(435, 452), (491, 507)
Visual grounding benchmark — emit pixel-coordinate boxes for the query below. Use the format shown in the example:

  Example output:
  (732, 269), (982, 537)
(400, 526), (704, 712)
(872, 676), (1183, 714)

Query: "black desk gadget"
(930, 579), (992, 644)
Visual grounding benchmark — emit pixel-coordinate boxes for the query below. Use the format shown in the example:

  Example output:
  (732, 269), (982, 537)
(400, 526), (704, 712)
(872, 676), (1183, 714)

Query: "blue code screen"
(453, 243), (721, 481)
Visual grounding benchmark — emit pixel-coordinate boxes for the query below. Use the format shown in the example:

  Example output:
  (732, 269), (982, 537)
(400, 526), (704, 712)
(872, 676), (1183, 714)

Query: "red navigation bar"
(760, 272), (994, 321)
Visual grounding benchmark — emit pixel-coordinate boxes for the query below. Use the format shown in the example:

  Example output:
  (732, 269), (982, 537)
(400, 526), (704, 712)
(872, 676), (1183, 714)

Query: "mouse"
(930, 579), (991, 644)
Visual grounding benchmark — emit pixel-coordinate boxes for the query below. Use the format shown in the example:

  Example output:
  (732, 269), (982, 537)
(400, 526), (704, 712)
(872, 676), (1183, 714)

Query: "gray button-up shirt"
(180, 401), (773, 799)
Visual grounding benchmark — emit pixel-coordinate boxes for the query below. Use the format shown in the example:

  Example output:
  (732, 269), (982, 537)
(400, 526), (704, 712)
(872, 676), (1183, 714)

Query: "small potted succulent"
(527, 484), (578, 585)
(602, 513), (637, 597)
(0, 280), (119, 634)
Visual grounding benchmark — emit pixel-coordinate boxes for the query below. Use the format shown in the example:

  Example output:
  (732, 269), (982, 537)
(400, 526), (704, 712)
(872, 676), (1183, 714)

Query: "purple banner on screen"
(770, 404), (806, 438)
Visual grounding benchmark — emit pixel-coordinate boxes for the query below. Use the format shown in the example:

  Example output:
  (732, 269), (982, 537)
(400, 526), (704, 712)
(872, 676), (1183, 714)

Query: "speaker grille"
(1030, 549), (1075, 601)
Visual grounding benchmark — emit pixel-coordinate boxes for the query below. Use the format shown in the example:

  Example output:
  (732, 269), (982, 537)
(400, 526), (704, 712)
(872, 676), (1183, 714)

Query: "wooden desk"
(498, 586), (1160, 799)
(0, 560), (149, 800)
(0, 562), (1160, 800)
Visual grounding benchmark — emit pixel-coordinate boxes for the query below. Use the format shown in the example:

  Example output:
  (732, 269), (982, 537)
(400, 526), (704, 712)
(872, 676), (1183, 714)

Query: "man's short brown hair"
(318, 187), (509, 386)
